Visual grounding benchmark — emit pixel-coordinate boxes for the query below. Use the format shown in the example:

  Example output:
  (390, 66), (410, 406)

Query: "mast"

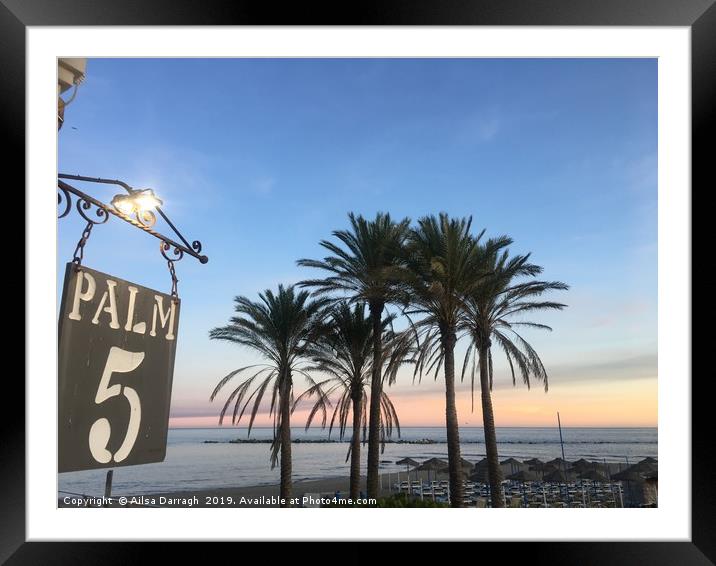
(557, 411), (570, 504)
(557, 411), (566, 462)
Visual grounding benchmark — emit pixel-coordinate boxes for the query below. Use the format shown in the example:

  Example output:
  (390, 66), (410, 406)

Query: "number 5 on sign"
(89, 346), (144, 464)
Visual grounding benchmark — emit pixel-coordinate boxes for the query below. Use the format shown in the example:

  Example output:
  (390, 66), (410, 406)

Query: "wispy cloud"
(457, 107), (560, 145)
(252, 176), (276, 196)
(476, 115), (501, 142)
(460, 108), (501, 143)
(585, 300), (651, 329)
(391, 350), (657, 396)
(169, 350), (657, 424)
(625, 153), (658, 192)
(539, 353), (657, 386)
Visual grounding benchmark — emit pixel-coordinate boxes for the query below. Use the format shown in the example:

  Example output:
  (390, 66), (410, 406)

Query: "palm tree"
(405, 213), (509, 507)
(295, 302), (411, 500)
(297, 212), (411, 499)
(208, 284), (329, 507)
(460, 248), (568, 507)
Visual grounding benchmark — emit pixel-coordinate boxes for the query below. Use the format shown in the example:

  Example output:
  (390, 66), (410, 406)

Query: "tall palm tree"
(295, 302), (411, 500)
(208, 284), (329, 507)
(297, 212), (411, 499)
(460, 248), (568, 507)
(406, 213), (509, 507)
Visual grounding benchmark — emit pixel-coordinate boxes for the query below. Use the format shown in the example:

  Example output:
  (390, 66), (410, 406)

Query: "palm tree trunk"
(443, 329), (464, 507)
(479, 345), (504, 507)
(350, 393), (363, 500)
(279, 374), (292, 507)
(366, 300), (384, 499)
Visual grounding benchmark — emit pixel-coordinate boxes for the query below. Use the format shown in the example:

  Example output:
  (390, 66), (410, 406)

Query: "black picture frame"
(7, 0), (710, 563)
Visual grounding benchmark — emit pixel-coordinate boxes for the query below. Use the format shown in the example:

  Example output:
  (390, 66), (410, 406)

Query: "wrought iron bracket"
(58, 174), (208, 295)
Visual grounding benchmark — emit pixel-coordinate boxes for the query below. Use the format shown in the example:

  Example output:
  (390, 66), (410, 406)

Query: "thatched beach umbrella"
(546, 457), (571, 468)
(415, 458), (449, 500)
(544, 468), (576, 505)
(396, 457), (421, 468)
(507, 469), (540, 507)
(630, 460), (658, 474)
(460, 458), (475, 473)
(544, 468), (576, 482)
(474, 457), (489, 471)
(612, 467), (650, 507)
(643, 471), (658, 506)
(611, 468), (647, 482)
(446, 458), (472, 481)
(507, 469), (540, 482)
(524, 458), (544, 483)
(396, 457), (421, 475)
(579, 468), (608, 482)
(416, 458), (449, 472)
(520, 462), (550, 505)
(528, 461), (556, 480)
(501, 457), (523, 476)
(578, 468), (608, 504)
(396, 457), (421, 494)
(416, 458), (449, 487)
(470, 458), (499, 484)
(572, 458), (594, 471)
(469, 466), (490, 484)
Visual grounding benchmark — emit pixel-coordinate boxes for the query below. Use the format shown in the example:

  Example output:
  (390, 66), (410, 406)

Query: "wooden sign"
(58, 263), (180, 473)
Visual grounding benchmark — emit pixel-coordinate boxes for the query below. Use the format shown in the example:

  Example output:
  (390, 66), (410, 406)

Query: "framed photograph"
(9, 0), (711, 562)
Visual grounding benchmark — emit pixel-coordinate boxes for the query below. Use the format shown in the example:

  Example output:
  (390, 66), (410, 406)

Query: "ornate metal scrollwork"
(160, 240), (184, 262)
(59, 190), (110, 266)
(160, 241), (183, 298)
(76, 196), (110, 226)
(58, 174), (208, 291)
(58, 184), (72, 218)
(135, 209), (157, 229)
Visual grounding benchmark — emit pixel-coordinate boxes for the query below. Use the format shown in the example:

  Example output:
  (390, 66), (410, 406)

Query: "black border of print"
(7, 0), (711, 563)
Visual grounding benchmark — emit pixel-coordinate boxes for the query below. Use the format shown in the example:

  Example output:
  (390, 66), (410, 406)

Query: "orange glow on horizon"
(170, 377), (657, 429)
(382, 378), (657, 427)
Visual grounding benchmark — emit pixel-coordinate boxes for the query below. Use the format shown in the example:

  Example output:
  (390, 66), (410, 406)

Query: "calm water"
(58, 427), (657, 497)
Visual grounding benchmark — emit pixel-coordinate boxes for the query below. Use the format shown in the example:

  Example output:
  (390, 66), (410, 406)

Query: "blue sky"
(58, 58), (657, 427)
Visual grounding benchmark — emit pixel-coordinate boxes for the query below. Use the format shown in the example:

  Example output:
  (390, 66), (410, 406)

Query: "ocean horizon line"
(169, 425), (657, 430)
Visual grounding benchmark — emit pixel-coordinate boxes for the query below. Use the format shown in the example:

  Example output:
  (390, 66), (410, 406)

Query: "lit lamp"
(133, 189), (163, 211)
(111, 189), (163, 226)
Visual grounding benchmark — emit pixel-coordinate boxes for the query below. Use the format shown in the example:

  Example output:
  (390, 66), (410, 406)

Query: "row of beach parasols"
(393, 455), (657, 487)
(390, 456), (657, 506)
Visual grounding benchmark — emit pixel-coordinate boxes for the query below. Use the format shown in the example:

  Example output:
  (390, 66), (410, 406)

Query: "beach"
(58, 427), (656, 508)
(59, 457), (655, 508)
(58, 427), (657, 501)
(60, 471), (461, 508)
(60, 475), (378, 507)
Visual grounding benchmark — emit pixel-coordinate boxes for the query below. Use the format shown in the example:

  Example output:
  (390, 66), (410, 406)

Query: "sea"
(58, 427), (657, 497)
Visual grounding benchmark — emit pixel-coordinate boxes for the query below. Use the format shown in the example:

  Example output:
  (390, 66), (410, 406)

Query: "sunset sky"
(57, 58), (657, 428)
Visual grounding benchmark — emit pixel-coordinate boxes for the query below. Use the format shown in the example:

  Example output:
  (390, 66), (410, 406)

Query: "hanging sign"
(58, 263), (180, 473)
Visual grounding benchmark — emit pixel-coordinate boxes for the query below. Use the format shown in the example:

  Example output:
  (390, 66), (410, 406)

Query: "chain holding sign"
(57, 174), (207, 473)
